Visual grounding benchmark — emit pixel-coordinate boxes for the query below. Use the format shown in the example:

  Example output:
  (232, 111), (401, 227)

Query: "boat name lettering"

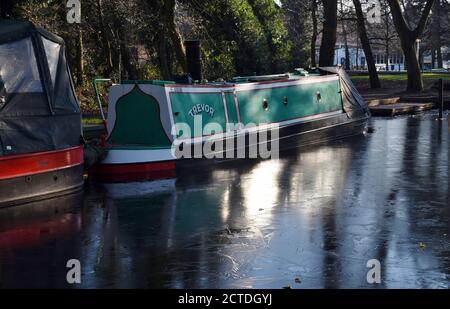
(188, 104), (215, 118)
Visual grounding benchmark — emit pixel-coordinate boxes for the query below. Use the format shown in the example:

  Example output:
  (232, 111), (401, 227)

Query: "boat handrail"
(232, 74), (290, 83)
(92, 78), (112, 122)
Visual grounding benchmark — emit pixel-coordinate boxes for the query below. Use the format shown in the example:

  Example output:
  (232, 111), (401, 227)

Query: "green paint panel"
(170, 93), (227, 137)
(108, 87), (171, 147)
(237, 80), (342, 125)
(224, 92), (238, 124)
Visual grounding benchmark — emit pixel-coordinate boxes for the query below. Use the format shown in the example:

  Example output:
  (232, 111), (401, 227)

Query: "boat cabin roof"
(120, 68), (324, 87)
(0, 19), (64, 45)
(0, 19), (81, 156)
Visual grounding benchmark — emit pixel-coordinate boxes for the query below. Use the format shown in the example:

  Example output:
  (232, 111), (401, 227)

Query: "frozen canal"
(0, 113), (449, 288)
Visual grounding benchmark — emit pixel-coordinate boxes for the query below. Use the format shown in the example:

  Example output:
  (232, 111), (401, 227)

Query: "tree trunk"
(115, 22), (138, 80)
(154, 0), (186, 78)
(431, 49), (436, 69)
(158, 37), (172, 80)
(403, 41), (423, 91)
(344, 40), (350, 70)
(385, 42), (390, 71)
(75, 28), (84, 87)
(419, 49), (424, 70)
(319, 0), (337, 67)
(384, 4), (390, 72)
(165, 0), (186, 72)
(387, 0), (435, 92)
(340, 0), (350, 70)
(310, 0), (318, 67)
(119, 44), (138, 80)
(248, 0), (278, 71)
(432, 0), (443, 68)
(437, 47), (443, 68)
(170, 27), (187, 73)
(96, 0), (114, 75)
(353, 0), (381, 88)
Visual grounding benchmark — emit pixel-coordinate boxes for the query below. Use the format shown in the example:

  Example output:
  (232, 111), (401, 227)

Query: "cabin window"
(360, 57), (366, 66)
(0, 37), (43, 93)
(42, 37), (61, 87)
(0, 77), (5, 108)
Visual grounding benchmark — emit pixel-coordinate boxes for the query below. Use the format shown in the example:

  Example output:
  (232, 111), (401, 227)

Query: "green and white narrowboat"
(91, 67), (370, 182)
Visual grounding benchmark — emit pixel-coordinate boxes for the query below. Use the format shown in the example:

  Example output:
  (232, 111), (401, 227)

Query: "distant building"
(313, 23), (450, 71)
(315, 40), (449, 72)
(314, 43), (406, 72)
(422, 47), (450, 70)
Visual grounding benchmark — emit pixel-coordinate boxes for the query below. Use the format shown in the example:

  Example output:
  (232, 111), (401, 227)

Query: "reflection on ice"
(0, 114), (449, 288)
(102, 179), (176, 199)
(241, 160), (284, 217)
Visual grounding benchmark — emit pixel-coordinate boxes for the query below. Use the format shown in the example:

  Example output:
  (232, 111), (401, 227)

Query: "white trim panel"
(102, 148), (175, 165)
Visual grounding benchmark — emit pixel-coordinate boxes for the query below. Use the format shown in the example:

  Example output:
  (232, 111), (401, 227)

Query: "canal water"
(0, 113), (449, 288)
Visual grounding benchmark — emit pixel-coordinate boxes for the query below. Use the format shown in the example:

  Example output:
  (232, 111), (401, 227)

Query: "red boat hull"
(0, 146), (84, 208)
(91, 161), (176, 183)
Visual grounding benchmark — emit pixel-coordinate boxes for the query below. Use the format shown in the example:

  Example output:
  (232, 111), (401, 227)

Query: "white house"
(315, 44), (406, 71)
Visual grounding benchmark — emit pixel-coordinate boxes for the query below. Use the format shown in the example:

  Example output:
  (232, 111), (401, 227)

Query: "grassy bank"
(351, 73), (450, 91)
(82, 118), (104, 125)
(350, 73), (450, 82)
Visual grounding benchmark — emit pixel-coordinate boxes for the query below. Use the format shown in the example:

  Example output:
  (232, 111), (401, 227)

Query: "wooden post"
(438, 78), (444, 120)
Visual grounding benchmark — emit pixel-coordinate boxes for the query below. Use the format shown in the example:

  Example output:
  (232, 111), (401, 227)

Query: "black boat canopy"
(319, 66), (370, 119)
(0, 20), (81, 156)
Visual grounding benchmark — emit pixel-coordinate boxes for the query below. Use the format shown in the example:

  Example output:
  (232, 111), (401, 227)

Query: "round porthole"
(263, 99), (269, 111)
(283, 96), (289, 106)
(316, 91), (322, 102)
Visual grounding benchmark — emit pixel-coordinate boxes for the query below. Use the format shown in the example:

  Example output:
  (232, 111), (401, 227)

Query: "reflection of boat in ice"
(91, 64), (370, 183)
(0, 192), (83, 250)
(88, 144), (357, 288)
(101, 179), (176, 199)
(0, 21), (84, 207)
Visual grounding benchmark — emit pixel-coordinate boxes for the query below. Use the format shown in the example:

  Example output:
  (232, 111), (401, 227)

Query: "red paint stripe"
(168, 78), (339, 94)
(166, 84), (235, 89)
(0, 146), (84, 181)
(91, 161), (176, 183)
(170, 91), (226, 95)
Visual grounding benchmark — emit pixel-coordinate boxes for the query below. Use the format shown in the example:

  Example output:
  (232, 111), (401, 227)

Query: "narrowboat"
(0, 20), (84, 207)
(91, 66), (370, 183)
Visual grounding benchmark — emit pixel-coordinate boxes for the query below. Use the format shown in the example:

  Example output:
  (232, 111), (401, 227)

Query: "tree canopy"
(1, 0), (449, 107)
